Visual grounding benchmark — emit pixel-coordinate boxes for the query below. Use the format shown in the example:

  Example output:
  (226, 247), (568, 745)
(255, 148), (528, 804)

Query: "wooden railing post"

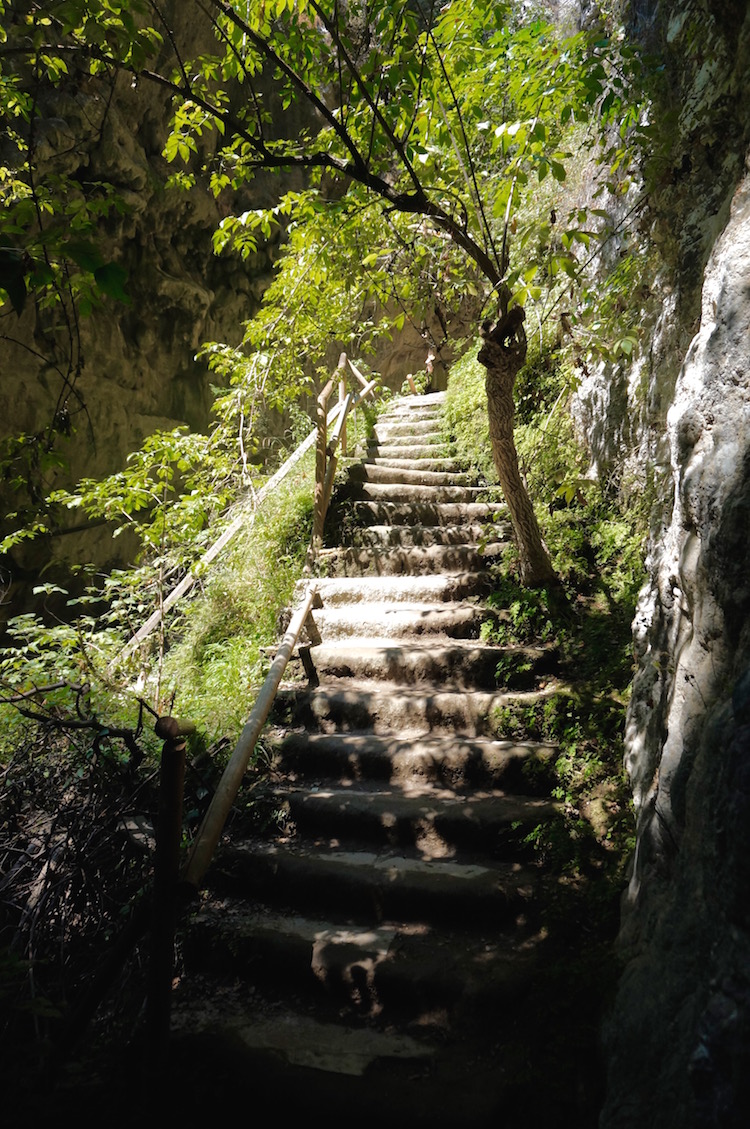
(144, 715), (195, 1071)
(314, 354), (346, 553)
(339, 371), (347, 456)
(181, 584), (318, 892)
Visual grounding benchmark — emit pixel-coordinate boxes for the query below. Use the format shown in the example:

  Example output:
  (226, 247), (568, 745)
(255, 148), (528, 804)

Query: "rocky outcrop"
(600, 162), (750, 1129)
(571, 3), (750, 1125)
(0, 5), (441, 613)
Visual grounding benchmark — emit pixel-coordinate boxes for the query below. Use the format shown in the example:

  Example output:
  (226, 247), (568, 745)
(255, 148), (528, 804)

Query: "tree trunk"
(477, 310), (558, 588)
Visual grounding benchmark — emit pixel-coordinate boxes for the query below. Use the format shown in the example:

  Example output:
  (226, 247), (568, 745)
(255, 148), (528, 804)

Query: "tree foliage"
(0, 5), (662, 1076)
(0, 0), (658, 672)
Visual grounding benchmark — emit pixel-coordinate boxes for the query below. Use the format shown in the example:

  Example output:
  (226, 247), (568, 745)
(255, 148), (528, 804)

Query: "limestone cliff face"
(571, 2), (750, 1125)
(0, 5), (435, 611)
(1, 4), (288, 600)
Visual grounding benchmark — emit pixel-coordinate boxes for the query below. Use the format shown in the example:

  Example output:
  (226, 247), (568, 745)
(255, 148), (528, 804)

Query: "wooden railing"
(119, 353), (376, 659)
(180, 354), (377, 891)
(55, 354), (381, 1071)
(313, 352), (377, 560)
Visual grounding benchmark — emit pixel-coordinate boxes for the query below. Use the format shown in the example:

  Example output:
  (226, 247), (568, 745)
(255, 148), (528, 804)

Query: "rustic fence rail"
(54, 353), (382, 1070)
(119, 353), (376, 659)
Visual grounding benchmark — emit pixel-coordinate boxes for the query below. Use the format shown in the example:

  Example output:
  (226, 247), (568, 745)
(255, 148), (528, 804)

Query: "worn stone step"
(302, 572), (494, 607)
(350, 481), (489, 505)
(349, 463), (477, 488)
(272, 731), (558, 790)
(271, 731), (558, 791)
(209, 839), (540, 927)
(379, 403), (445, 422)
(167, 989), (523, 1126)
(309, 601), (500, 641)
(353, 500), (507, 526)
(364, 442), (456, 460)
(276, 681), (565, 737)
(267, 781), (560, 856)
(302, 640), (556, 690)
(180, 903), (539, 1030)
(347, 522), (508, 548)
(363, 456), (466, 473)
(379, 392), (445, 414)
(316, 542), (506, 577)
(372, 418), (445, 440)
(374, 413), (444, 432)
(367, 434), (447, 452)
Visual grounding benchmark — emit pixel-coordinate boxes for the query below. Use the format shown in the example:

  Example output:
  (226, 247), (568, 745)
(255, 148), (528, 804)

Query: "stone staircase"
(169, 392), (590, 1125)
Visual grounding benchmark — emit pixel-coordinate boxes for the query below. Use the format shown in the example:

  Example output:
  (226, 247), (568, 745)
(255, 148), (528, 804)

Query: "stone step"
(364, 442), (456, 459)
(375, 411), (444, 429)
(301, 639), (556, 691)
(167, 980), (537, 1124)
(372, 418), (445, 439)
(349, 463), (477, 487)
(276, 681), (565, 738)
(363, 456), (466, 473)
(266, 781), (560, 857)
(367, 433), (447, 451)
(380, 391), (444, 411)
(353, 500), (507, 526)
(271, 731), (558, 791)
(167, 985), (533, 1124)
(316, 542), (506, 577)
(389, 390), (446, 407)
(309, 601), (500, 641)
(349, 482), (493, 504)
(348, 522), (509, 548)
(208, 839), (540, 927)
(302, 572), (495, 607)
(180, 902), (539, 1030)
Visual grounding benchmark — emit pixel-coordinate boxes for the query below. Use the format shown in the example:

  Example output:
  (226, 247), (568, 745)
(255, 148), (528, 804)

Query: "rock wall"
(570, 2), (750, 1125)
(0, 4), (436, 615)
(0, 3), (287, 604)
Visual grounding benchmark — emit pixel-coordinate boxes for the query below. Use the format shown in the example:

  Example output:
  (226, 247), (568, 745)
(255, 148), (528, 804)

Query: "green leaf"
(66, 240), (105, 273)
(94, 263), (131, 304)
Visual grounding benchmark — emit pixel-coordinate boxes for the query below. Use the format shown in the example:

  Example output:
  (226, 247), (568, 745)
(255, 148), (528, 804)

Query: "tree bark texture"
(478, 311), (557, 587)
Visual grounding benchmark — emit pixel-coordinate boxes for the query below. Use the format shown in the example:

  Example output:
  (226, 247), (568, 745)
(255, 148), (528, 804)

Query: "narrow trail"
(168, 392), (606, 1126)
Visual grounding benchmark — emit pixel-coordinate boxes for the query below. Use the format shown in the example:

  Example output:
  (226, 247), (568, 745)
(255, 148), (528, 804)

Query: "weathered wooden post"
(144, 715), (195, 1070)
(339, 369), (348, 456)
(314, 377), (334, 553)
(314, 355), (347, 553)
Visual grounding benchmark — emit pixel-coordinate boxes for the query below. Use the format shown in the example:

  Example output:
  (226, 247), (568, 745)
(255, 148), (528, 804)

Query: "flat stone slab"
(267, 780), (560, 856)
(305, 572), (494, 606)
(284, 680), (565, 736)
(365, 442), (457, 459)
(310, 600), (494, 640)
(354, 500), (507, 525)
(272, 730), (558, 789)
(351, 481), (490, 503)
(316, 542), (506, 577)
(302, 638), (553, 690)
(173, 1004), (431, 1076)
(350, 463), (477, 487)
(217, 839), (539, 919)
(347, 520), (509, 545)
(364, 456), (466, 472)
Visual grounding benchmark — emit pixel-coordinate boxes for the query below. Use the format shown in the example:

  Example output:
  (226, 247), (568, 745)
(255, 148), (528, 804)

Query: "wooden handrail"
(311, 356), (378, 558)
(181, 582), (318, 890)
(182, 355), (378, 889)
(117, 395), (348, 659)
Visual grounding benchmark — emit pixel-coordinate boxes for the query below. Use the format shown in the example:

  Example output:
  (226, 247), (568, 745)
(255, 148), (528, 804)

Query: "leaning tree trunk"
(477, 309), (558, 588)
